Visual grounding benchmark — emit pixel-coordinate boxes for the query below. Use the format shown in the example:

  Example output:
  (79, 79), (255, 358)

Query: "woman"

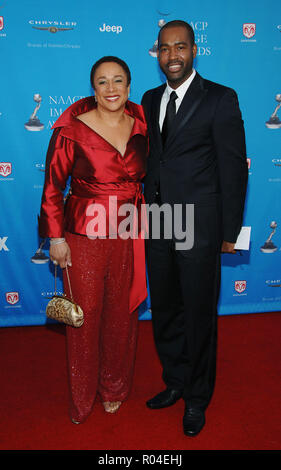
(39, 56), (148, 424)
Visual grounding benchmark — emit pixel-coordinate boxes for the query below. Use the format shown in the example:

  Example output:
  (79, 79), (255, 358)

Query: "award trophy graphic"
(31, 216), (49, 263)
(265, 94), (281, 129)
(149, 18), (167, 57)
(260, 221), (278, 253)
(31, 238), (49, 264)
(24, 94), (44, 131)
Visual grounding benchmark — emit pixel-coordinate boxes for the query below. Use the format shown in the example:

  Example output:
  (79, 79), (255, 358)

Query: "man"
(141, 20), (248, 436)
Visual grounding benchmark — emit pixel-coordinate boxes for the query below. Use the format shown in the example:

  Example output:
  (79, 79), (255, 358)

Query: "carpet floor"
(0, 312), (280, 451)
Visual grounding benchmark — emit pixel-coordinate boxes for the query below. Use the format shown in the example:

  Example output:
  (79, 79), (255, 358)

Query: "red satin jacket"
(39, 96), (148, 312)
(39, 96), (147, 237)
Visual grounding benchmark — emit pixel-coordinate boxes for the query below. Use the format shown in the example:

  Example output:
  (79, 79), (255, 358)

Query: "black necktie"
(161, 91), (177, 145)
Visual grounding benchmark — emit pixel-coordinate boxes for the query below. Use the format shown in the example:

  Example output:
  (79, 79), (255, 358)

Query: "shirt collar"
(165, 69), (196, 101)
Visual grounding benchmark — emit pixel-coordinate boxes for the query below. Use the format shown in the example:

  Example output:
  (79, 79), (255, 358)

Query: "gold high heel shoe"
(103, 401), (122, 413)
(71, 418), (80, 424)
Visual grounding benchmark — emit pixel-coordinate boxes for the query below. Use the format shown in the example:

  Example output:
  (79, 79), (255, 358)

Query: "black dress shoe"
(183, 407), (205, 436)
(146, 388), (183, 409)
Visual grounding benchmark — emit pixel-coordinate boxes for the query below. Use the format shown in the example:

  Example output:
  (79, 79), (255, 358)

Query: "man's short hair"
(157, 20), (195, 48)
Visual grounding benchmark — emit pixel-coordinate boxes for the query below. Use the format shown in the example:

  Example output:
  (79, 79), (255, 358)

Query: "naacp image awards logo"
(24, 94), (44, 131)
(266, 94), (281, 129)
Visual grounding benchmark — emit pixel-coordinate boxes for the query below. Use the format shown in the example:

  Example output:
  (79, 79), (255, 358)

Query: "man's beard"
(161, 60), (193, 86)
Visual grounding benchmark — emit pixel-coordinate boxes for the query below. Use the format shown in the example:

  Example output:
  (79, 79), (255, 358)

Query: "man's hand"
(221, 240), (236, 254)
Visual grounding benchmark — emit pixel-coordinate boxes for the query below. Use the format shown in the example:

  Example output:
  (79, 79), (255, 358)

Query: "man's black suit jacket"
(141, 72), (248, 254)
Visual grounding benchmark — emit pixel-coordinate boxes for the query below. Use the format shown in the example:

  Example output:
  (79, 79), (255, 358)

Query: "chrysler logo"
(32, 26), (73, 33)
(29, 20), (77, 33)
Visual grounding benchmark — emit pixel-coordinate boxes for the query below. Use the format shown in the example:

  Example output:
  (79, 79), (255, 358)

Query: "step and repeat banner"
(0, 0), (280, 326)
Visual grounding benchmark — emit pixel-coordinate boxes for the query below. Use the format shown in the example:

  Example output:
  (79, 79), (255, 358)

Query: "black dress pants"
(146, 230), (221, 411)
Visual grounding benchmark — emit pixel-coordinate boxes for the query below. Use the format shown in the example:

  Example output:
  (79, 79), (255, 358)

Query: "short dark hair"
(90, 56), (131, 89)
(157, 20), (195, 48)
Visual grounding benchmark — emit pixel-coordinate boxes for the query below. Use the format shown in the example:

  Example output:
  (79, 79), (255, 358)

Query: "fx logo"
(0, 237), (9, 251)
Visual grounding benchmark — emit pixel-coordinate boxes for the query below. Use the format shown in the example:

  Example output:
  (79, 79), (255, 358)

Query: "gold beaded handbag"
(46, 265), (84, 327)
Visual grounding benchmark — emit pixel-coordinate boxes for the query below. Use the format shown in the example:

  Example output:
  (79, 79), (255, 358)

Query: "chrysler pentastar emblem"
(32, 26), (73, 33)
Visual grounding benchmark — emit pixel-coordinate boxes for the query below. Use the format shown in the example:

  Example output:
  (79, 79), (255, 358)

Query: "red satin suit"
(39, 97), (148, 423)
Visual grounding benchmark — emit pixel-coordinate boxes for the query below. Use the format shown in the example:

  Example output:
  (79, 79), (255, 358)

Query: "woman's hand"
(50, 241), (72, 268)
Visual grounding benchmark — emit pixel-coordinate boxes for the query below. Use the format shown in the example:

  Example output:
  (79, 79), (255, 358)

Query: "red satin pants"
(63, 232), (138, 423)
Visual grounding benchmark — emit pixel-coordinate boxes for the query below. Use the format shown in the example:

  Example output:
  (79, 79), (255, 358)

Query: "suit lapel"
(164, 74), (207, 151)
(150, 84), (165, 152)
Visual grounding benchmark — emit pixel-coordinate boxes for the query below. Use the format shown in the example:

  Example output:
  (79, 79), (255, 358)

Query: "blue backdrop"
(1, 0), (280, 326)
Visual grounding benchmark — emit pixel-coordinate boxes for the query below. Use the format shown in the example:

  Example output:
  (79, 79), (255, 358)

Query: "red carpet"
(0, 313), (280, 451)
